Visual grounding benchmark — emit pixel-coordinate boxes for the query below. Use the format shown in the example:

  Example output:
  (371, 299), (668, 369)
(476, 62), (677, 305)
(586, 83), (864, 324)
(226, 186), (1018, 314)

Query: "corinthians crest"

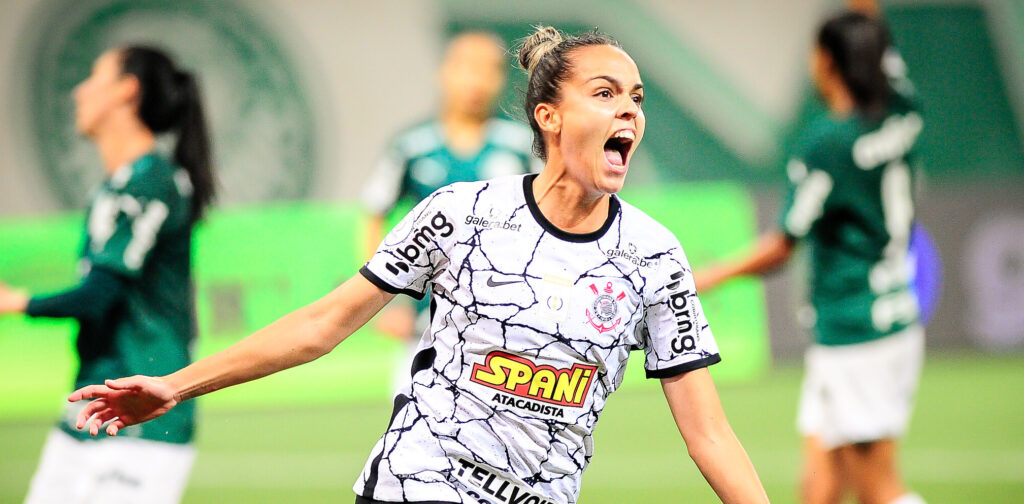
(586, 282), (626, 333)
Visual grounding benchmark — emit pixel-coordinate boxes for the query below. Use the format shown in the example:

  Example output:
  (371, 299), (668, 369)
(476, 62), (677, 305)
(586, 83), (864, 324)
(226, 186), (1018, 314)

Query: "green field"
(1, 352), (1021, 503)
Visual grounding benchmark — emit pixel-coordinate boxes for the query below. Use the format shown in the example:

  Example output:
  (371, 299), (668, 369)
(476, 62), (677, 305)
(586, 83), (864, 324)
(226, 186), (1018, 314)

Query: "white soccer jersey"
(357, 174), (719, 504)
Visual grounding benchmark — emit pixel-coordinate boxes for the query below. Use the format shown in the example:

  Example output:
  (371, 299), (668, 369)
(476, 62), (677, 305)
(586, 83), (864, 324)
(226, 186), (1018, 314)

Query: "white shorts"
(797, 325), (924, 449)
(24, 429), (195, 504)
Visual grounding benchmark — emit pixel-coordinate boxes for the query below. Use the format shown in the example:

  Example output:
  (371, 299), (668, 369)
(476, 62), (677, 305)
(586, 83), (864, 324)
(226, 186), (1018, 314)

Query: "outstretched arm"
(662, 368), (769, 503)
(0, 281), (29, 314)
(69, 274), (395, 435)
(694, 231), (795, 292)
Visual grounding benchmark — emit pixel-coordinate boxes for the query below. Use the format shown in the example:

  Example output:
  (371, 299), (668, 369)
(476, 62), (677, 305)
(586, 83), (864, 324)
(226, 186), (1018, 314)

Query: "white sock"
(889, 493), (926, 504)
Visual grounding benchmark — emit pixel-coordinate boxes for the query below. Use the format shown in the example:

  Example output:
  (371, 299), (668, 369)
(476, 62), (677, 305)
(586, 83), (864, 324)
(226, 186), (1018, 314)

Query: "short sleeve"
(362, 142), (409, 217)
(85, 174), (175, 278)
(639, 244), (720, 379)
(360, 189), (458, 299)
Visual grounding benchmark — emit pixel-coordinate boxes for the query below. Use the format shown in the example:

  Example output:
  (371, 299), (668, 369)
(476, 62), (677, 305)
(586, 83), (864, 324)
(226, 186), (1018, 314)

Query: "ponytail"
(120, 46), (215, 222)
(170, 71), (214, 221)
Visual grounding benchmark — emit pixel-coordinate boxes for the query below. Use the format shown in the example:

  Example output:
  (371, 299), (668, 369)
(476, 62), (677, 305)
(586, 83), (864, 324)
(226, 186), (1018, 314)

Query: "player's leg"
(825, 326), (927, 504)
(837, 439), (904, 504)
(24, 429), (94, 504)
(797, 346), (844, 504)
(89, 437), (195, 504)
(800, 435), (843, 504)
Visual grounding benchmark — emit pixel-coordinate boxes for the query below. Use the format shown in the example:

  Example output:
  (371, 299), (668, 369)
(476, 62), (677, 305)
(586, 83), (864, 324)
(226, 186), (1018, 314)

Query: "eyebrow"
(587, 75), (644, 91)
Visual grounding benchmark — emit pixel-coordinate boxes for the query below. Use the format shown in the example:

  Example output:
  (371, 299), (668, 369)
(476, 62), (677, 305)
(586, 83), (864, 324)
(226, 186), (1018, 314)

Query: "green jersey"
(361, 117), (540, 217)
(63, 152), (197, 444)
(780, 94), (922, 346)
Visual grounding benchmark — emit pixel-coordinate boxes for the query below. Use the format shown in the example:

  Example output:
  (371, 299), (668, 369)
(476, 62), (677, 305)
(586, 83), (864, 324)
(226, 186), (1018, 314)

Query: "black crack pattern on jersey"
(360, 178), (719, 504)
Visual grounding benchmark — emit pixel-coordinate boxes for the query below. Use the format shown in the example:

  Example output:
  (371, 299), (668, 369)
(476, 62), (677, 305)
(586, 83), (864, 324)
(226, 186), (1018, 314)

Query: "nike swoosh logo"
(486, 276), (522, 287)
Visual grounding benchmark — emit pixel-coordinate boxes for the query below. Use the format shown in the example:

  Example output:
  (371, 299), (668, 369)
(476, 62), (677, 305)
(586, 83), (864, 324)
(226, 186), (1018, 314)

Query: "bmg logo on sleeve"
(666, 270), (700, 353)
(385, 211), (454, 275)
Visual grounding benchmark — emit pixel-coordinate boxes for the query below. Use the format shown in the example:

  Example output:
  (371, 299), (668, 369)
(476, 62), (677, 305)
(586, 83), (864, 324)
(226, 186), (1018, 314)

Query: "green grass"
(1, 352), (1021, 503)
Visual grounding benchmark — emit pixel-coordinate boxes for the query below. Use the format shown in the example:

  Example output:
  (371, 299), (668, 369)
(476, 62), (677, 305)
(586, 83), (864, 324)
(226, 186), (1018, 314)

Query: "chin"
(596, 175), (626, 195)
(74, 118), (92, 137)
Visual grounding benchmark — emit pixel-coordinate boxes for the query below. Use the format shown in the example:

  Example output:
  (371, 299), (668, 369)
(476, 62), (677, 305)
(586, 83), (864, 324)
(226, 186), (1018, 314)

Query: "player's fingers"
(75, 400), (108, 429)
(106, 419), (124, 437)
(68, 384), (112, 402)
(86, 409), (119, 436)
(88, 413), (101, 436)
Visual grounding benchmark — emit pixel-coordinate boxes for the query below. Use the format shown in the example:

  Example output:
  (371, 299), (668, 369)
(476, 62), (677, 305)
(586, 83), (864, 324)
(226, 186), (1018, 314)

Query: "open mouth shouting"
(604, 129), (635, 173)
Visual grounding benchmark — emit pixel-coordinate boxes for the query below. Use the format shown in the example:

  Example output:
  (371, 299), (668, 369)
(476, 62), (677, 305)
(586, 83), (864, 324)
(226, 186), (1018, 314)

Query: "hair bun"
(518, 25), (563, 76)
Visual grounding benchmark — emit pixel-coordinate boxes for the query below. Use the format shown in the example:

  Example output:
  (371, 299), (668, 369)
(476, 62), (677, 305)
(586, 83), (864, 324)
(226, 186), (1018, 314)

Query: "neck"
(825, 81), (856, 116)
(94, 117), (156, 175)
(440, 105), (488, 155)
(531, 154), (610, 235)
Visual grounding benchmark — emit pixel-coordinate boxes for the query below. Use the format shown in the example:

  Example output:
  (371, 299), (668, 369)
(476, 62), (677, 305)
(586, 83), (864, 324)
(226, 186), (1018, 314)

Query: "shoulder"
(793, 115), (856, 172)
(487, 118), (534, 154)
(441, 175), (520, 203)
(796, 115), (850, 151)
(111, 153), (180, 202)
(391, 119), (444, 159)
(420, 176), (504, 209)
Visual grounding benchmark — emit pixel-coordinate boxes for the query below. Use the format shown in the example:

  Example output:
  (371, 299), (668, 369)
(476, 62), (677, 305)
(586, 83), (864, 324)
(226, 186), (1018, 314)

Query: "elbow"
(297, 311), (346, 362)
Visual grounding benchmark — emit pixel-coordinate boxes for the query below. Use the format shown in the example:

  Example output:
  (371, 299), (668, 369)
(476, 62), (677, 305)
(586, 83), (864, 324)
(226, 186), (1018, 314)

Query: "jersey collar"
(522, 173), (620, 243)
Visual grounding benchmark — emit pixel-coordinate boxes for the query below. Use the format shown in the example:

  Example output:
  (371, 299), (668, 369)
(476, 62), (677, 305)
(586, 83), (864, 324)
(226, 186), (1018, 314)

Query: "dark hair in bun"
(516, 26), (619, 160)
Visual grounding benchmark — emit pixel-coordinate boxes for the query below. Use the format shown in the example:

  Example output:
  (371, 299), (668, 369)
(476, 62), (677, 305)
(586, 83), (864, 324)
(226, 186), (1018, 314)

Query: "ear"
(534, 103), (561, 135)
(116, 74), (142, 106)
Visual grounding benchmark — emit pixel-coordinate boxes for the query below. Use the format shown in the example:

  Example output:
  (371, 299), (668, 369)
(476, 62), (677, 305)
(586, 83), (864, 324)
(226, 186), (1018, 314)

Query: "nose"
(618, 98), (638, 121)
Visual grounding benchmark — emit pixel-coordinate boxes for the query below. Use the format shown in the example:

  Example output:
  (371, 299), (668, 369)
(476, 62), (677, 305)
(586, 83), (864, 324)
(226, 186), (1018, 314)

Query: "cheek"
(635, 111), (647, 143)
(561, 108), (603, 155)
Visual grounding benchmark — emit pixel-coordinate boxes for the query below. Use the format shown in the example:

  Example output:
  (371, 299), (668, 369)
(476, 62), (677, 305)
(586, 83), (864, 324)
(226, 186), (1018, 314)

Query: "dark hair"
(516, 26), (620, 160)
(817, 11), (892, 115)
(119, 46), (215, 222)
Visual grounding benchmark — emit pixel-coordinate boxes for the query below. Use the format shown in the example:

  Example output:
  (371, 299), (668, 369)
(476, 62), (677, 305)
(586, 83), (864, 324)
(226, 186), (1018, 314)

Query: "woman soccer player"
(695, 11), (925, 504)
(68, 27), (769, 504)
(0, 46), (214, 503)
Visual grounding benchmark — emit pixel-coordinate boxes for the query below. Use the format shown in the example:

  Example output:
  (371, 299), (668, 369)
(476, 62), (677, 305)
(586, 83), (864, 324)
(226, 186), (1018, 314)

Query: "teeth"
(612, 130), (635, 141)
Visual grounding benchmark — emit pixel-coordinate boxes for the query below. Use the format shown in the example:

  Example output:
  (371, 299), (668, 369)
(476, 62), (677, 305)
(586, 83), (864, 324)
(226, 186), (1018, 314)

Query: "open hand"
(67, 375), (179, 436)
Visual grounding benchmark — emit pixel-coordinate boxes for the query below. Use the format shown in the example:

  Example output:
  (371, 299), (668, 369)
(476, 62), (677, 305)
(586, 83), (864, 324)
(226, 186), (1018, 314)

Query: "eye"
(632, 94), (644, 105)
(596, 89), (613, 99)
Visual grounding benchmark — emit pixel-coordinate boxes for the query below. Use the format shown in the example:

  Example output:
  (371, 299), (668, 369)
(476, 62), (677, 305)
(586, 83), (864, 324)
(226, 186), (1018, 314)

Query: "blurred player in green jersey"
(362, 31), (539, 357)
(695, 5), (926, 504)
(0, 46), (214, 504)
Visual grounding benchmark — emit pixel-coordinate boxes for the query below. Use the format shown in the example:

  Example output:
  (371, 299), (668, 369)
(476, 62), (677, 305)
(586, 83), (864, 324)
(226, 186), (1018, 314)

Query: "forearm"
(166, 275), (390, 402)
(722, 231), (793, 277)
(25, 268), (127, 321)
(698, 231), (794, 292)
(687, 426), (769, 503)
(662, 369), (769, 503)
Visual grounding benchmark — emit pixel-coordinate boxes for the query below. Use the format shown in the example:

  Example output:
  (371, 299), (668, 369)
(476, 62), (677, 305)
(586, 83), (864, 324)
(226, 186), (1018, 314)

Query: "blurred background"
(0, 0), (1021, 502)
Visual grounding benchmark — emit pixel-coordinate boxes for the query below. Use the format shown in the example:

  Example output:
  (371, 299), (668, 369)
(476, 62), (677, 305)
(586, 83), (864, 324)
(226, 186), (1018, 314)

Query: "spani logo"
(470, 351), (596, 408)
(385, 212), (454, 275)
